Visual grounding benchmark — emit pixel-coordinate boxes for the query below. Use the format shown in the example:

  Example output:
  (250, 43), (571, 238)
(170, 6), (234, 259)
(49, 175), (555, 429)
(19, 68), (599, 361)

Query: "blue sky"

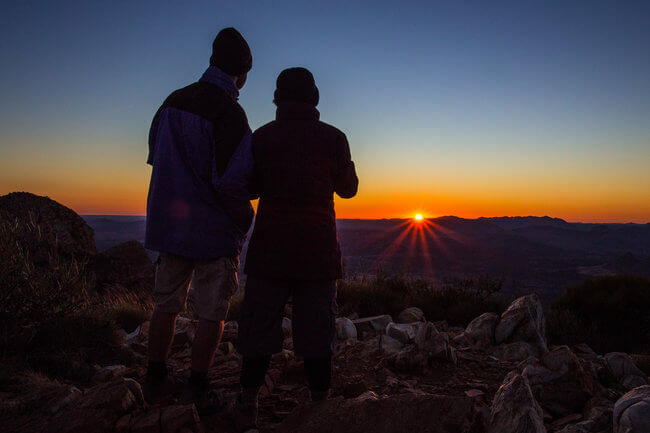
(1, 1), (649, 221)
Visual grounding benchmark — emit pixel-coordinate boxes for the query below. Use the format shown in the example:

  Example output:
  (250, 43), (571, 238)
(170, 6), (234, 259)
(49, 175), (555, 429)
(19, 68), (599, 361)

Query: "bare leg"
(191, 318), (225, 372)
(148, 310), (178, 362)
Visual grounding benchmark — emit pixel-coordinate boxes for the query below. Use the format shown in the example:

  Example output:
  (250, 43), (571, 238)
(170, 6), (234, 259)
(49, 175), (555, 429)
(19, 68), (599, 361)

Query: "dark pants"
(237, 276), (337, 392)
(237, 276), (337, 357)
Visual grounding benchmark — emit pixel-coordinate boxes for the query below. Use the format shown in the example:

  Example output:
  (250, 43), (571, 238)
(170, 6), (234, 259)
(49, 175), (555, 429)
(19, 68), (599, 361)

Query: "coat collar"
(275, 101), (320, 121)
(199, 66), (239, 100)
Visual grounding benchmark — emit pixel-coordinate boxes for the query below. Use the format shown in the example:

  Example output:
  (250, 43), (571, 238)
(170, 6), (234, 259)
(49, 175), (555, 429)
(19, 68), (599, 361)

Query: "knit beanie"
(273, 67), (319, 106)
(209, 28), (252, 75)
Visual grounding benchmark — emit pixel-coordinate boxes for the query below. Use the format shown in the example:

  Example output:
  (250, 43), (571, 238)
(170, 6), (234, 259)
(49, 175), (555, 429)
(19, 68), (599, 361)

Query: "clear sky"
(1, 1), (649, 222)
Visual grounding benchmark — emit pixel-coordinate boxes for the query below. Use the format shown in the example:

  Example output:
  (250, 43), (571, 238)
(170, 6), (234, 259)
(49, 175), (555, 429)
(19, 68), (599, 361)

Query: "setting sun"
(414, 214), (423, 221)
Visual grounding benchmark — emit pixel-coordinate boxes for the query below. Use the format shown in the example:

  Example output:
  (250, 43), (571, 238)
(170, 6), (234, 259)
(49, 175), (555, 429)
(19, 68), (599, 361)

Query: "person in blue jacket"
(143, 27), (255, 414)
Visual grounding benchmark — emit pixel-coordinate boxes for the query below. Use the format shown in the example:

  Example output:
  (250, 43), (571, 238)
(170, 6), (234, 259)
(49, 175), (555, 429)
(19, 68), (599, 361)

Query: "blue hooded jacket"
(145, 66), (254, 259)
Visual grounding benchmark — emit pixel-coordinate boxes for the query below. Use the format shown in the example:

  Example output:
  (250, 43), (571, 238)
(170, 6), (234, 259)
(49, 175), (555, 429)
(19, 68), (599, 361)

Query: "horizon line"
(80, 214), (649, 225)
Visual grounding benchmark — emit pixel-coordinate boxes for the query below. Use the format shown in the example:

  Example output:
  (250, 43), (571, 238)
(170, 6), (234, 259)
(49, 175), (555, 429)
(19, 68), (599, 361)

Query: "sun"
(414, 214), (423, 221)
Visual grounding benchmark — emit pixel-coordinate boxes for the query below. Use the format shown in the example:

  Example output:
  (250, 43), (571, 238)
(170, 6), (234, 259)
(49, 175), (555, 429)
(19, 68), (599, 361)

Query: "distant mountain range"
(83, 215), (650, 302)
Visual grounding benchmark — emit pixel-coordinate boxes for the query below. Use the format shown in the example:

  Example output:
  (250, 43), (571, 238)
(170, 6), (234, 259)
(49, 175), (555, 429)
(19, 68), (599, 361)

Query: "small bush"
(337, 272), (507, 326)
(549, 275), (650, 354)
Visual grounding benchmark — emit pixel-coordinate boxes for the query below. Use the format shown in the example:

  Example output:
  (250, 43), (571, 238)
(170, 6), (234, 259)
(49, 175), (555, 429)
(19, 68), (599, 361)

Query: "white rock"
(335, 317), (357, 340)
(385, 322), (415, 344)
(495, 294), (547, 356)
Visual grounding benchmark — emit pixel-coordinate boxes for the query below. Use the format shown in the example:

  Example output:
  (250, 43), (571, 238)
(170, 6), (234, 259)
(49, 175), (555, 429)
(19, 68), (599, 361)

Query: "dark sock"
(147, 360), (167, 380)
(304, 356), (331, 392)
(240, 355), (271, 389)
(189, 369), (208, 388)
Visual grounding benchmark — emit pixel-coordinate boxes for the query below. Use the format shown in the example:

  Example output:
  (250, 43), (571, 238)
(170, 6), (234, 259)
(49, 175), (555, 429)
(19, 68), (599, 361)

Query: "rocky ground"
(5, 294), (650, 433)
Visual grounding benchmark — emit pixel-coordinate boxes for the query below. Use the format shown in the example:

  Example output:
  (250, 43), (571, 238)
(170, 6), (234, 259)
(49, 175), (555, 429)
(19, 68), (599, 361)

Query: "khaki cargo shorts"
(153, 252), (239, 322)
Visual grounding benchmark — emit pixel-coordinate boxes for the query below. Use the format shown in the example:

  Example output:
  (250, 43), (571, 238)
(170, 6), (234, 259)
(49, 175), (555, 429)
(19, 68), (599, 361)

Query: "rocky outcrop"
(494, 295), (547, 359)
(520, 345), (597, 416)
(488, 373), (546, 433)
(0, 192), (96, 258)
(613, 385), (650, 433)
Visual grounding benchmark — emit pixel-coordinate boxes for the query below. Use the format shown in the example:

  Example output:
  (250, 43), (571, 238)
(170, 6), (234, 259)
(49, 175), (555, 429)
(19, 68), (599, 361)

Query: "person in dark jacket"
(229, 67), (358, 432)
(144, 28), (255, 414)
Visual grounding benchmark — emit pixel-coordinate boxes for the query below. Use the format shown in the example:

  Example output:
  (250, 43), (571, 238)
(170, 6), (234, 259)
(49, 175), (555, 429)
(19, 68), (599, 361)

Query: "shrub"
(337, 271), (508, 326)
(548, 275), (650, 354)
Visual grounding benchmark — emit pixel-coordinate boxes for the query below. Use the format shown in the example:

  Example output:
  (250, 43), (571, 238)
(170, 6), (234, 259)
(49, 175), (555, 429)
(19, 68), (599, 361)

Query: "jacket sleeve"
(334, 133), (359, 199)
(213, 127), (256, 235)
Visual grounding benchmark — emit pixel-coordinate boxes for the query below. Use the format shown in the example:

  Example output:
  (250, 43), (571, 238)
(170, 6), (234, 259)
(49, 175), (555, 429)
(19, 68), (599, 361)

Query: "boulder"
(380, 334), (405, 355)
(605, 352), (648, 390)
(385, 322), (415, 344)
(488, 373), (546, 433)
(0, 192), (96, 257)
(555, 398), (614, 433)
(278, 393), (478, 433)
(613, 385), (650, 433)
(464, 312), (499, 348)
(335, 317), (358, 340)
(397, 307), (425, 323)
(352, 315), (393, 340)
(522, 346), (596, 417)
(495, 295), (547, 356)
(414, 322), (457, 366)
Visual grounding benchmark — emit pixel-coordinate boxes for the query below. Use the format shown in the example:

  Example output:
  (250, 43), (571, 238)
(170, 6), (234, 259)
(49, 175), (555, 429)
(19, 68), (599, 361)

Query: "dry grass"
(0, 215), (148, 380)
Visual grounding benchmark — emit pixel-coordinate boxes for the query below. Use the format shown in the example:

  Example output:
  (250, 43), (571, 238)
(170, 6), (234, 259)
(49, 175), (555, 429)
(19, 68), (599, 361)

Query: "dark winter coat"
(244, 101), (358, 280)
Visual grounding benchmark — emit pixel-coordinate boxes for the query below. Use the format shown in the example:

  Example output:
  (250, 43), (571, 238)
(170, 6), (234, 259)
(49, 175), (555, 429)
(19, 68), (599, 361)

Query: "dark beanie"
(209, 28), (252, 75)
(274, 67), (320, 106)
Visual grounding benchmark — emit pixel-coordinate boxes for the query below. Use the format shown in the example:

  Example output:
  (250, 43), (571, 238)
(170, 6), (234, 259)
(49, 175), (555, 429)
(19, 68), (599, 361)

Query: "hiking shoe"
(142, 372), (186, 404)
(228, 392), (259, 433)
(180, 380), (224, 416)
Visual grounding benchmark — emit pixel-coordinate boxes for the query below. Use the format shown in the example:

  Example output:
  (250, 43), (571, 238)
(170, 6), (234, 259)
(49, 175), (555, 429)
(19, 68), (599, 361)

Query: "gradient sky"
(1, 1), (649, 222)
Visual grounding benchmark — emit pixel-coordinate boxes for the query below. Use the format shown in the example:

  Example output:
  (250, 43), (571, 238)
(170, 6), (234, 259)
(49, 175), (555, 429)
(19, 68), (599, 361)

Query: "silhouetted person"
(230, 67), (358, 431)
(144, 28), (255, 414)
